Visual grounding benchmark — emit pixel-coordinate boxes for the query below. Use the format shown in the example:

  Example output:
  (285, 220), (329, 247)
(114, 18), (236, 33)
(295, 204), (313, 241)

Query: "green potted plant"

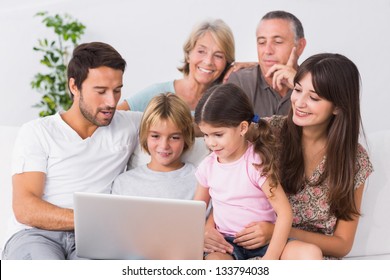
(31, 11), (86, 117)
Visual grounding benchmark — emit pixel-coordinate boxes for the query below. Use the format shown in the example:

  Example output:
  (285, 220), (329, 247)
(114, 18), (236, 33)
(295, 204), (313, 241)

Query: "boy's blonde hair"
(140, 93), (195, 154)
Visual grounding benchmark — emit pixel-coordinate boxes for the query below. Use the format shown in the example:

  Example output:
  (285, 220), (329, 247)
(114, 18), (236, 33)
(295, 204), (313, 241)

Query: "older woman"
(117, 19), (235, 112)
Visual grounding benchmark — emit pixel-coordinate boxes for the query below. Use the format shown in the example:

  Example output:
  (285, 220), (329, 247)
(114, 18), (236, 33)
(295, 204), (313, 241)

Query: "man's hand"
(223, 62), (258, 83)
(265, 47), (298, 90)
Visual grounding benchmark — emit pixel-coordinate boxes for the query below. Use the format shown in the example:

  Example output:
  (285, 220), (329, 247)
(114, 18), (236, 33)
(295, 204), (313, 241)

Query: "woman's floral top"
(266, 115), (374, 259)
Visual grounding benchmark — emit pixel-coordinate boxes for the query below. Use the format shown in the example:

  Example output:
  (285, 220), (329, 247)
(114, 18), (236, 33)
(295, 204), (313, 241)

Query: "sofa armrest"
(0, 126), (20, 254)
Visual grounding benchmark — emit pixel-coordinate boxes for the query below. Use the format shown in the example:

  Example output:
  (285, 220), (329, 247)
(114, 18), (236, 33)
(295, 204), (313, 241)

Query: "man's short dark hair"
(67, 42), (126, 97)
(262, 10), (304, 40)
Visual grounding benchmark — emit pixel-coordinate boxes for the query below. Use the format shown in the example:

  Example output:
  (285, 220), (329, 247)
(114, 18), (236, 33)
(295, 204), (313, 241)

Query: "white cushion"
(346, 130), (390, 258)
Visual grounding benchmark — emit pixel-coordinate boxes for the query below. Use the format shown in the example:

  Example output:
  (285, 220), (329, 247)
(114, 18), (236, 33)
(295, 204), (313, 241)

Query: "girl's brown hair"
(195, 83), (279, 193)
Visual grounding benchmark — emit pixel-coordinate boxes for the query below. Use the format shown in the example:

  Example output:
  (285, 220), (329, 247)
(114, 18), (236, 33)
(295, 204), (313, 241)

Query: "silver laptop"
(74, 192), (206, 260)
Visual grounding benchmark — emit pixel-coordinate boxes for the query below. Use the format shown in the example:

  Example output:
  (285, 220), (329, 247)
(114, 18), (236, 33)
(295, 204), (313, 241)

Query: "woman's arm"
(117, 100), (130, 110)
(235, 184), (365, 257)
(258, 179), (292, 260)
(222, 62), (258, 83)
(289, 184), (365, 258)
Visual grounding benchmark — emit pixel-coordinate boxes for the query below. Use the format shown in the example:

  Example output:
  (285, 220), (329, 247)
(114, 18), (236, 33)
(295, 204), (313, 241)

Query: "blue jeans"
(225, 236), (269, 260)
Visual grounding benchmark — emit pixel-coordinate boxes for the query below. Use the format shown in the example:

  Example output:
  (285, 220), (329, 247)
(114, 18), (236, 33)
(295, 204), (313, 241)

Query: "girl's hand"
(204, 225), (233, 254)
(233, 221), (274, 249)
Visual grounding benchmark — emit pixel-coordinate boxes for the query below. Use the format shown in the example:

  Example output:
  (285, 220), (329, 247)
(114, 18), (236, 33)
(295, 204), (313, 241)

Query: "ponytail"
(250, 115), (280, 196)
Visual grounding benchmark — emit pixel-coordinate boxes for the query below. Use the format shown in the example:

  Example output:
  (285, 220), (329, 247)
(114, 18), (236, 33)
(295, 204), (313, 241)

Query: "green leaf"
(32, 11), (86, 117)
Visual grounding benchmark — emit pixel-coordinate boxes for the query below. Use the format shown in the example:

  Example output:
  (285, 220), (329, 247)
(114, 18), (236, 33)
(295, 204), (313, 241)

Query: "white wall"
(1, 0), (389, 134)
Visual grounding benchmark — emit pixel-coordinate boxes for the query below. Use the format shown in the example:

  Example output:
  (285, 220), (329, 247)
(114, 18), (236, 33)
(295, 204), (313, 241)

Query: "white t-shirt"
(111, 163), (197, 200)
(9, 110), (142, 235)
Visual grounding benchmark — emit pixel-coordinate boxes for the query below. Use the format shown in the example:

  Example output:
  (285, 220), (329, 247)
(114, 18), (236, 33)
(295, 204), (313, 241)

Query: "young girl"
(112, 93), (196, 200)
(193, 83), (322, 260)
(206, 53), (374, 259)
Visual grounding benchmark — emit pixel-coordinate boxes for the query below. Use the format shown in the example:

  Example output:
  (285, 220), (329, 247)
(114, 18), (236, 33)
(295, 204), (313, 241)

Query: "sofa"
(1, 124), (389, 259)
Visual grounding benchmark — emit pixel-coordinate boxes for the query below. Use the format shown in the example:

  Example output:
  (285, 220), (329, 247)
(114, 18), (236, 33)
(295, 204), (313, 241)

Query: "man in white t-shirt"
(2, 42), (142, 260)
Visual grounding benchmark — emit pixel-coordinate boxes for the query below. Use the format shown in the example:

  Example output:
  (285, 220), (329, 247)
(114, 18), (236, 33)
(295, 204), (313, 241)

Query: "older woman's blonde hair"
(178, 19), (235, 84)
(140, 93), (195, 154)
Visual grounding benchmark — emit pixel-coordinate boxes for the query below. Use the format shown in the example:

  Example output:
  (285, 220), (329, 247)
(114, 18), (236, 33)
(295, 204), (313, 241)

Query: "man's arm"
(223, 62), (258, 83)
(12, 172), (74, 230)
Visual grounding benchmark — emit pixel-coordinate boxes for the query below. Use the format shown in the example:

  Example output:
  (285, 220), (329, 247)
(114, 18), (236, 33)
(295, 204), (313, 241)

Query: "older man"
(228, 11), (306, 116)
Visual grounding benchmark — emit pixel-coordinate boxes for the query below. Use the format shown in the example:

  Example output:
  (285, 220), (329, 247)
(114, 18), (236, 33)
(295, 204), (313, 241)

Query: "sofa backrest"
(346, 130), (390, 258)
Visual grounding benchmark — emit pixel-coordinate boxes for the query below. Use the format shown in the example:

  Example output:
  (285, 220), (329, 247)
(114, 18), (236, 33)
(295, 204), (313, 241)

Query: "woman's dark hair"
(280, 53), (362, 220)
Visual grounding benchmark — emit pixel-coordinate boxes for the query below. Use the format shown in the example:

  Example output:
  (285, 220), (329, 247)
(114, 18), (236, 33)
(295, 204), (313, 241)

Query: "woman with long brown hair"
(205, 53), (373, 259)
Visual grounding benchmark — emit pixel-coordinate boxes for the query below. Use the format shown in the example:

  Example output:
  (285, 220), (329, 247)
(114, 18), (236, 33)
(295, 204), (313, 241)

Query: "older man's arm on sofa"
(12, 172), (74, 231)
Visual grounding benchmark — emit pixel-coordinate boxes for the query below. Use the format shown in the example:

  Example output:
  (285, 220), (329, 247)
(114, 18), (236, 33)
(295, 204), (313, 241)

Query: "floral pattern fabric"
(266, 115), (374, 259)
